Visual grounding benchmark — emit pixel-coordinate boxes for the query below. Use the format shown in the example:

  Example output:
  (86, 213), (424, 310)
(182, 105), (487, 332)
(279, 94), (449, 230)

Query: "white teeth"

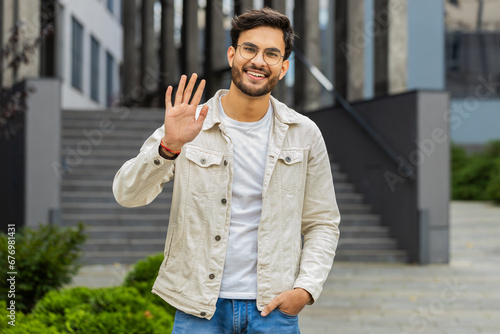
(247, 71), (265, 78)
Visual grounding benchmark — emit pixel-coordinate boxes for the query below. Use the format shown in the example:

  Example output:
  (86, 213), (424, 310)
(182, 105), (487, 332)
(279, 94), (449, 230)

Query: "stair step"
(60, 158), (131, 168)
(62, 138), (146, 148)
(62, 150), (142, 159)
(61, 202), (170, 210)
(62, 128), (159, 140)
(335, 249), (408, 262)
(340, 214), (381, 226)
(64, 213), (174, 221)
(61, 191), (172, 203)
(63, 108), (164, 120)
(77, 252), (163, 265)
(337, 203), (372, 214)
(83, 226), (168, 239)
(337, 237), (398, 250)
(62, 118), (162, 129)
(81, 238), (165, 252)
(340, 225), (389, 238)
(332, 183), (355, 193)
(335, 193), (363, 204)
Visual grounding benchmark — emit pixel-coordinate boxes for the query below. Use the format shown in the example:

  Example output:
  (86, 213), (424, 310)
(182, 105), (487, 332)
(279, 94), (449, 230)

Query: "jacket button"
(215, 235), (221, 241)
(200, 158), (206, 164)
(154, 159), (160, 165)
(221, 198), (227, 204)
(224, 160), (228, 166)
(200, 312), (206, 317)
(285, 156), (291, 162)
(209, 273), (215, 279)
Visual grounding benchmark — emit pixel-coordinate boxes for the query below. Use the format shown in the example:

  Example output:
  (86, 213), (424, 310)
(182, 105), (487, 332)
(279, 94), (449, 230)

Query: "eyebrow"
(243, 42), (281, 53)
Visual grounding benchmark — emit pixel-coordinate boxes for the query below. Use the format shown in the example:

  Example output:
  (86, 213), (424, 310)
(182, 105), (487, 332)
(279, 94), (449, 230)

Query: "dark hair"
(230, 7), (296, 60)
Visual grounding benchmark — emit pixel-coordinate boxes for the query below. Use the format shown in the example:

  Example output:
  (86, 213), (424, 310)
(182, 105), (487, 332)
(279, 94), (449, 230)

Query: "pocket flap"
(278, 150), (304, 165)
(185, 146), (223, 167)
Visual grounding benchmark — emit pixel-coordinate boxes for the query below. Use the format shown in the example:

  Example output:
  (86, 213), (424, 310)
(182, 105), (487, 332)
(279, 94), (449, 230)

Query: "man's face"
(227, 26), (289, 97)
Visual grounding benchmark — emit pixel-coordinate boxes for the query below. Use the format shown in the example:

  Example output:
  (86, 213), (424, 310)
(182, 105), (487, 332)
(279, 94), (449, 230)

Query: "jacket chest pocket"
(277, 149), (304, 192)
(185, 146), (223, 193)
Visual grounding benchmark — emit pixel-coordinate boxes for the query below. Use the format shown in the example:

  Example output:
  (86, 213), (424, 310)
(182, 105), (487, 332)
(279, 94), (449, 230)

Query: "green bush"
(452, 141), (500, 201)
(0, 300), (60, 333)
(123, 252), (176, 315)
(0, 286), (174, 333)
(486, 160), (500, 203)
(0, 222), (87, 313)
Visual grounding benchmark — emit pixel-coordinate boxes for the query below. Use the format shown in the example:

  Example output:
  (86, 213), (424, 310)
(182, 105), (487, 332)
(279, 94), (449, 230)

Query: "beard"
(231, 64), (280, 97)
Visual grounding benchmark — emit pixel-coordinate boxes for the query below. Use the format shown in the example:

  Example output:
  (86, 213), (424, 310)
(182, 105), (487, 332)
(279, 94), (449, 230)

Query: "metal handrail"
(293, 48), (415, 179)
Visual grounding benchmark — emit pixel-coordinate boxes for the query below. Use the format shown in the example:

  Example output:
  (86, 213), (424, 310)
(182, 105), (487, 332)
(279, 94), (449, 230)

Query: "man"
(113, 7), (340, 334)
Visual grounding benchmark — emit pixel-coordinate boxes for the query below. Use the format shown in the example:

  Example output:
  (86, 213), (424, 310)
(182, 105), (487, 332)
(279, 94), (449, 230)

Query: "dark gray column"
(334, 0), (348, 98)
(160, 0), (178, 92)
(123, 0), (137, 99)
(374, 0), (389, 96)
(335, 0), (365, 102)
(181, 0), (199, 75)
(264, 0), (286, 12)
(234, 0), (253, 15)
(265, 0), (288, 103)
(374, 0), (407, 97)
(205, 0), (226, 97)
(141, 0), (156, 105)
(294, 0), (321, 111)
(0, 0), (4, 88)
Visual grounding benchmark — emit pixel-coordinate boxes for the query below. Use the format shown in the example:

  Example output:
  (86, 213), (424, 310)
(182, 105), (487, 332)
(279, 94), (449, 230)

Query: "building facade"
(445, 0), (500, 147)
(1, 0), (123, 109)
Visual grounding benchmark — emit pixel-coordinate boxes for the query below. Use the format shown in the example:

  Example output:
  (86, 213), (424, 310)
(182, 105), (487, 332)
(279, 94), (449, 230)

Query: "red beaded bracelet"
(160, 140), (181, 155)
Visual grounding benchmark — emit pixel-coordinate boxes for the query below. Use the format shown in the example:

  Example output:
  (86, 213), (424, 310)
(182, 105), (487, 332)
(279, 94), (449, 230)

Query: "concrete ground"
(67, 201), (500, 333)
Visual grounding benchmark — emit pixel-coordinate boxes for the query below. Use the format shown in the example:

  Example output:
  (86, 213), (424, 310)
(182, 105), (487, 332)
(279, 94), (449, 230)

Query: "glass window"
(71, 17), (84, 90)
(90, 36), (100, 102)
(106, 51), (115, 106)
(107, 0), (113, 13)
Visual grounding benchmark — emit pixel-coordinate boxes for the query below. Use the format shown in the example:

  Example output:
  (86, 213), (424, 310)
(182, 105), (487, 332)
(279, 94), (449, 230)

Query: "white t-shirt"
(218, 96), (272, 299)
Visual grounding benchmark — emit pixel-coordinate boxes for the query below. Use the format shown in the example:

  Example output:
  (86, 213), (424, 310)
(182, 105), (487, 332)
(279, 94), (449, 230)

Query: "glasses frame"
(236, 42), (284, 66)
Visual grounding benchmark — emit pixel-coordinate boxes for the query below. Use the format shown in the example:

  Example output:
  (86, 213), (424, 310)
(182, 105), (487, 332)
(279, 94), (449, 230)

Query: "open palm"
(162, 74), (209, 151)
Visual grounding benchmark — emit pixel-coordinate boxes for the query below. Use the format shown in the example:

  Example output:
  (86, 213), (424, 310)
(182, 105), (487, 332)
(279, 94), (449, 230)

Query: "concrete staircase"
(61, 109), (407, 265)
(331, 162), (408, 262)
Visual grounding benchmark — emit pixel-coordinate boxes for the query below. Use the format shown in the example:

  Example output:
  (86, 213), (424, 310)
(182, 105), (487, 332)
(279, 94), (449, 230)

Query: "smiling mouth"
(245, 69), (268, 81)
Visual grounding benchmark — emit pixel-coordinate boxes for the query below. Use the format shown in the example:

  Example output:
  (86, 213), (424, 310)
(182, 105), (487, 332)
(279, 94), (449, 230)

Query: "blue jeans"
(172, 298), (301, 334)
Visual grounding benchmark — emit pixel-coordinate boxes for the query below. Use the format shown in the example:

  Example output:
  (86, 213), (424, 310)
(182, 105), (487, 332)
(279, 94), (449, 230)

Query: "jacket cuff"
(145, 139), (176, 168)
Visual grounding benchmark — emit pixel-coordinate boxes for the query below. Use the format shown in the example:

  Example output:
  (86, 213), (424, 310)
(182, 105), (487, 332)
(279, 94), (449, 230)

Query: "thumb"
(261, 296), (281, 317)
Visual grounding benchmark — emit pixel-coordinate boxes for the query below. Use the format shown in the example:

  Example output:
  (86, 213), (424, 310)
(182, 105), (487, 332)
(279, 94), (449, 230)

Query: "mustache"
(242, 65), (270, 76)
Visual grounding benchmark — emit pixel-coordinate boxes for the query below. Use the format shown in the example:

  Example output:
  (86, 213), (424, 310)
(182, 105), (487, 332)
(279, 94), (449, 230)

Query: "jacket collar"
(201, 89), (301, 131)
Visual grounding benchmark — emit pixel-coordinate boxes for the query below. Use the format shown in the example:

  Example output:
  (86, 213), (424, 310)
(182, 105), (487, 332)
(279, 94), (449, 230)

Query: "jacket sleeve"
(112, 125), (176, 207)
(293, 124), (341, 304)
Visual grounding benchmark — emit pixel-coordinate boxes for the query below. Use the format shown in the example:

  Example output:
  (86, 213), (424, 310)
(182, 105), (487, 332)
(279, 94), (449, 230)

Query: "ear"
(278, 59), (290, 80)
(227, 46), (235, 68)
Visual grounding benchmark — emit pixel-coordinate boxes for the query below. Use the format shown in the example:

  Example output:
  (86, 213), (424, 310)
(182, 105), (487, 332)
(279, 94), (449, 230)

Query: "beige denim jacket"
(113, 90), (340, 320)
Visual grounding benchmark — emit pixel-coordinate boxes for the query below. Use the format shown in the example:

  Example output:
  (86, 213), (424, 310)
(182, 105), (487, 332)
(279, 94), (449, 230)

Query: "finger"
(191, 79), (206, 106)
(261, 297), (280, 317)
(182, 73), (198, 104)
(174, 75), (187, 106)
(164, 86), (173, 109)
(196, 105), (209, 126)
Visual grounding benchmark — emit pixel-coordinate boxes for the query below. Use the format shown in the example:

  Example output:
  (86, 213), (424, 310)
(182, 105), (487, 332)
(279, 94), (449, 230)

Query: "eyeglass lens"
(239, 43), (282, 65)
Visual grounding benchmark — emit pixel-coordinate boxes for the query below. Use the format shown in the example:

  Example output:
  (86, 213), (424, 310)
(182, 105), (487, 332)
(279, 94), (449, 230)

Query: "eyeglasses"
(237, 42), (284, 66)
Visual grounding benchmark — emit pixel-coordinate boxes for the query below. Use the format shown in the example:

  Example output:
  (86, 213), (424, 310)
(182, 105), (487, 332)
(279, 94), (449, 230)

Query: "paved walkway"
(67, 201), (500, 333)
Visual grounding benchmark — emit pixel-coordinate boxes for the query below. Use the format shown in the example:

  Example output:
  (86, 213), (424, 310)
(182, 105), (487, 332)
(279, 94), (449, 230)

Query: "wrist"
(161, 137), (183, 152)
(294, 288), (312, 303)
(158, 144), (178, 160)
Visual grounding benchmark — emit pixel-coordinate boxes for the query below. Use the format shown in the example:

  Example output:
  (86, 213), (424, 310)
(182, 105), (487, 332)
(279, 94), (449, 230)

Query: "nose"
(250, 50), (267, 66)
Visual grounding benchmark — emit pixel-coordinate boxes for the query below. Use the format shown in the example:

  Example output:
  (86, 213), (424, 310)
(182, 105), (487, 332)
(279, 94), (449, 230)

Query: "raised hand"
(162, 74), (209, 152)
